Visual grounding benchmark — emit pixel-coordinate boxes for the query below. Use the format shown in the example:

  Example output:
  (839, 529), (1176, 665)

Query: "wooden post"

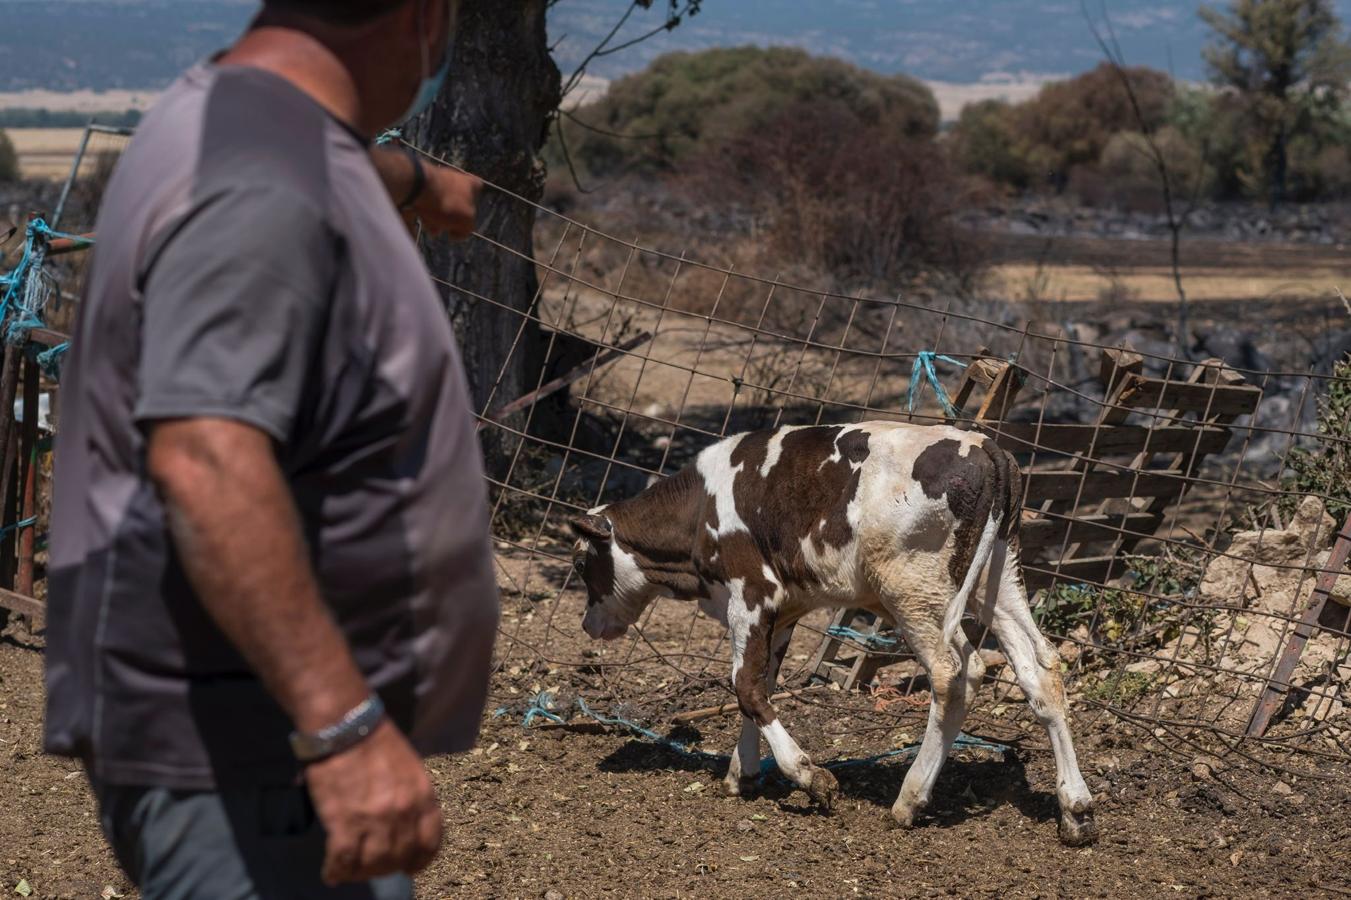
(16, 358), (39, 600)
(1246, 514), (1351, 738)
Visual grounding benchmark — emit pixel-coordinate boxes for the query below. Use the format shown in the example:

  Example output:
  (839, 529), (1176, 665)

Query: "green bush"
(950, 99), (1032, 190)
(949, 63), (1175, 192)
(1032, 547), (1203, 648)
(1287, 357), (1351, 520)
(551, 46), (940, 179)
(0, 129), (17, 183)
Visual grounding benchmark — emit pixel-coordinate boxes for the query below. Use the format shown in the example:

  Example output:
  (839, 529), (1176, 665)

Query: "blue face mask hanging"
(399, 0), (454, 124)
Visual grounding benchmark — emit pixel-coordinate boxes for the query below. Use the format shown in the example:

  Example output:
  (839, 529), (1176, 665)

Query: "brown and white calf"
(570, 422), (1097, 845)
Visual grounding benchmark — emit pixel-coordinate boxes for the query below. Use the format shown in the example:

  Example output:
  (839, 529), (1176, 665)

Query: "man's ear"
(570, 514), (612, 543)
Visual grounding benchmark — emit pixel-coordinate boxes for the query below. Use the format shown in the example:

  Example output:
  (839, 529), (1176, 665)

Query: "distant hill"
(3, 0), (1351, 93)
(552, 0), (1351, 83)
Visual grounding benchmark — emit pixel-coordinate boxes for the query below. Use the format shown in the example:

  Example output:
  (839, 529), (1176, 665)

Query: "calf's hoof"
(888, 799), (923, 830)
(1058, 806), (1098, 847)
(722, 774), (759, 798)
(804, 766), (838, 811)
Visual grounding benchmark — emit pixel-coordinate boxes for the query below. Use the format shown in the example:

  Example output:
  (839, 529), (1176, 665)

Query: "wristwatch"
(289, 694), (386, 764)
(397, 146), (428, 212)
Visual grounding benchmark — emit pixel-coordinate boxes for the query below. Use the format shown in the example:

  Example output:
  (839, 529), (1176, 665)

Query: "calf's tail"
(940, 441), (1021, 654)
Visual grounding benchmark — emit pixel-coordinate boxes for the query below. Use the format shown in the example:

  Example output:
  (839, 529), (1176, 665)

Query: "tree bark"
(411, 1), (561, 469)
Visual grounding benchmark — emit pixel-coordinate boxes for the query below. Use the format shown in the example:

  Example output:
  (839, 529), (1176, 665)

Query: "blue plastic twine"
(907, 351), (967, 418)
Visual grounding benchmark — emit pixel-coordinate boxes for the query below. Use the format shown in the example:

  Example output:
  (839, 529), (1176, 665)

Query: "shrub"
(949, 100), (1032, 190)
(1032, 547), (1203, 650)
(694, 100), (982, 288)
(1086, 126), (1214, 211)
(0, 130), (18, 183)
(1286, 356), (1351, 520)
(551, 46), (940, 180)
(949, 63), (1175, 192)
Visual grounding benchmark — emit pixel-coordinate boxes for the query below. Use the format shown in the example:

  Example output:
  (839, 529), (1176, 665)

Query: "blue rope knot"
(1, 219), (93, 349)
(907, 351), (967, 418)
(0, 515), (37, 538)
(35, 341), (69, 381)
(826, 624), (900, 650)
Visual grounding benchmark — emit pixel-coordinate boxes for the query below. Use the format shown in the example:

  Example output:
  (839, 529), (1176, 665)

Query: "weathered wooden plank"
(1246, 515), (1351, 738)
(0, 586), (43, 620)
(1023, 469), (1188, 504)
(26, 328), (70, 349)
(478, 331), (653, 429)
(1114, 374), (1261, 418)
(1019, 511), (1162, 551)
(987, 424), (1232, 459)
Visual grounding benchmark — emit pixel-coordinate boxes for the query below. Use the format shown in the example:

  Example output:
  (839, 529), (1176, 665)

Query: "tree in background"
(0, 130), (17, 183)
(1201, 0), (1351, 207)
(948, 63), (1175, 196)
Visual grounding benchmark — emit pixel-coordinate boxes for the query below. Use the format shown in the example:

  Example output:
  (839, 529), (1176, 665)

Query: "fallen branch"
(477, 331), (653, 431)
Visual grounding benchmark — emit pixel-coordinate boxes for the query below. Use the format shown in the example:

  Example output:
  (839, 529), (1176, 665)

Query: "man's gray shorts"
(95, 782), (413, 900)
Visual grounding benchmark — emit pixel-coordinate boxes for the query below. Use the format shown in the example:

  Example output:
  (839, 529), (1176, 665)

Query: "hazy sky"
(6, 1), (1351, 92)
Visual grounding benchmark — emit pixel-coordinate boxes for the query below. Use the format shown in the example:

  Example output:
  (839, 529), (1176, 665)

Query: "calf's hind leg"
(977, 543), (1097, 846)
(888, 614), (984, 828)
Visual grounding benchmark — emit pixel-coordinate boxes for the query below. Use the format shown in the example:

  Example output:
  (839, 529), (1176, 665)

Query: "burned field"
(5, 601), (1351, 899)
(3, 132), (1351, 898)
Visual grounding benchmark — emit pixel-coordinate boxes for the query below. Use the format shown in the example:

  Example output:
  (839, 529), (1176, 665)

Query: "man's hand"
(406, 164), (482, 240)
(307, 720), (443, 885)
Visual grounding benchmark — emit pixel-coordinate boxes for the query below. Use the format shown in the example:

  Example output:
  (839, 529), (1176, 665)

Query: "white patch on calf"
(762, 719), (811, 786)
(724, 578), (759, 682)
(696, 437), (749, 536)
(759, 428), (793, 478)
(760, 564), (786, 608)
(610, 541), (648, 599)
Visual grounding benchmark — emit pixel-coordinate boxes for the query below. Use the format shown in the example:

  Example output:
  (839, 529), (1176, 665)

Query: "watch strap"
(397, 147), (428, 211)
(289, 693), (386, 764)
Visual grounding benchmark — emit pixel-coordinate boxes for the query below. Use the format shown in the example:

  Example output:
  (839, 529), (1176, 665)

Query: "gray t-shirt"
(43, 63), (500, 789)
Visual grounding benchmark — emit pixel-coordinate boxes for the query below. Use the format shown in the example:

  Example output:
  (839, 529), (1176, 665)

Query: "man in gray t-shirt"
(42, 1), (499, 895)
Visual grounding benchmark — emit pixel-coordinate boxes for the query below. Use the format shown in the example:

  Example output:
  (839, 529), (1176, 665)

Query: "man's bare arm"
(149, 417), (365, 730)
(147, 417), (441, 884)
(370, 144), (481, 240)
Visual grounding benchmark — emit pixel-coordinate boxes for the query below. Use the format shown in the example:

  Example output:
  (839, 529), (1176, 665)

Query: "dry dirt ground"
(4, 611), (1350, 900)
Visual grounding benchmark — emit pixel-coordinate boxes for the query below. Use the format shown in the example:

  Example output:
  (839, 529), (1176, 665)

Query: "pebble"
(1272, 780), (1293, 796)
(545, 891), (565, 900)
(736, 818), (754, 832)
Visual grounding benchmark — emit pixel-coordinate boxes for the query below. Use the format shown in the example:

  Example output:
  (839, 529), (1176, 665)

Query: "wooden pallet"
(807, 608), (908, 690)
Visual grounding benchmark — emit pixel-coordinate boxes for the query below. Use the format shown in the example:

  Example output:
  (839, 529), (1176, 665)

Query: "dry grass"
(992, 260), (1350, 304)
(8, 128), (88, 180)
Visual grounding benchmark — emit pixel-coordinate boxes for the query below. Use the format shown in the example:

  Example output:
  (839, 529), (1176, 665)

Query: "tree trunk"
(411, 1), (560, 469)
(1268, 122), (1288, 211)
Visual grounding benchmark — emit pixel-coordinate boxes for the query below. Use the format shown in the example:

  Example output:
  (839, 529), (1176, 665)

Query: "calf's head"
(570, 511), (662, 641)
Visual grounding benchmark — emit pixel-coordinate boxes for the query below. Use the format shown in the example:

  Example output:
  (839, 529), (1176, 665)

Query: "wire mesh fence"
(14, 126), (1349, 775)
(398, 138), (1351, 772)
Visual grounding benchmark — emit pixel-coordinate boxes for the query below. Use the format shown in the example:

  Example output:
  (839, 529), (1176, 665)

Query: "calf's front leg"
(728, 595), (836, 809)
(723, 622), (795, 796)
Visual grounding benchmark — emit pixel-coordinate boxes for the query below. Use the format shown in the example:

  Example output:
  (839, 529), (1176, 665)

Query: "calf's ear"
(570, 514), (613, 543)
